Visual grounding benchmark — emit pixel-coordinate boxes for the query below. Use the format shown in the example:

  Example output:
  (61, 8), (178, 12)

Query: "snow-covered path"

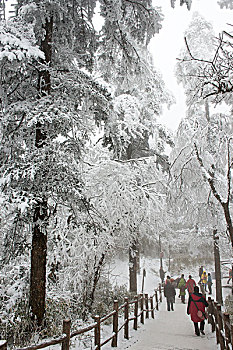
(120, 296), (218, 350)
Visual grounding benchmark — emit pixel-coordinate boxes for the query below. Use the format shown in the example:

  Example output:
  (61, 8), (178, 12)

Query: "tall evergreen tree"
(0, 0), (167, 326)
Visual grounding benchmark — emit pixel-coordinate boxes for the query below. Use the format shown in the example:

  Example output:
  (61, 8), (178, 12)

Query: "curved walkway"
(122, 297), (218, 350)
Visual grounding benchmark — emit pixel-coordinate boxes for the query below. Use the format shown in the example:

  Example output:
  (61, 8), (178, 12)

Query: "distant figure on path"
(164, 276), (176, 311)
(159, 267), (165, 284)
(178, 274), (186, 304)
(207, 273), (212, 294)
(199, 266), (203, 282)
(201, 271), (207, 291)
(185, 275), (196, 294)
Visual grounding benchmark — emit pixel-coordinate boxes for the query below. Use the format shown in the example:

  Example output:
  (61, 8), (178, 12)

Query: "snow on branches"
(0, 21), (44, 62)
(218, 0), (233, 9)
(170, 0), (192, 10)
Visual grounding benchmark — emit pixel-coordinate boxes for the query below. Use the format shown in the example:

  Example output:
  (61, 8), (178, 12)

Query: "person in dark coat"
(164, 276), (176, 311)
(187, 285), (208, 336)
(159, 267), (165, 284)
(207, 273), (212, 294)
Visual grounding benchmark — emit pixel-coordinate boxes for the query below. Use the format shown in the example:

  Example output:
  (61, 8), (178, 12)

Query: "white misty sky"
(150, 0), (233, 132)
(5, 0), (232, 132)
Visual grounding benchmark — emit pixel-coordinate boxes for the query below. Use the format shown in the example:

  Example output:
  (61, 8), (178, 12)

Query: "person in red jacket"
(185, 275), (196, 294)
(187, 285), (208, 336)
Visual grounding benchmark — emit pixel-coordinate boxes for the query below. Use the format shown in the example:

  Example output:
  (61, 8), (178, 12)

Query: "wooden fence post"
(159, 284), (162, 302)
(231, 324), (233, 348)
(112, 300), (119, 347)
(124, 297), (129, 340)
(134, 296), (138, 331)
(214, 301), (220, 345)
(208, 297), (215, 332)
(94, 315), (101, 350)
(155, 290), (159, 311)
(150, 296), (154, 319)
(0, 341), (7, 350)
(207, 297), (211, 324)
(223, 313), (231, 350)
(140, 294), (144, 324)
(62, 319), (71, 350)
(145, 294), (149, 319)
(217, 304), (225, 350)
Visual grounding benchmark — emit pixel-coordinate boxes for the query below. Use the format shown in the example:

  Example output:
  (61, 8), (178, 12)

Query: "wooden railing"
(208, 297), (233, 350)
(1, 285), (163, 350)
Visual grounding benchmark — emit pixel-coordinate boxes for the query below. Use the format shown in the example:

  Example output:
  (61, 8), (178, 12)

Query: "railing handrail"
(15, 335), (67, 350)
(5, 284), (163, 350)
(207, 296), (233, 350)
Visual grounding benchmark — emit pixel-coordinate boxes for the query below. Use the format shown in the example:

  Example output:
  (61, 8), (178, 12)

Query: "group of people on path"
(198, 265), (213, 294)
(163, 269), (211, 337)
(164, 274), (196, 308)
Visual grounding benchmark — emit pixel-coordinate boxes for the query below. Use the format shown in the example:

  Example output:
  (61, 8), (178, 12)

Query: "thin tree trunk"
(222, 203), (233, 248)
(129, 239), (138, 294)
(83, 253), (105, 320)
(168, 243), (171, 271)
(30, 201), (48, 325)
(136, 244), (140, 274)
(126, 134), (151, 293)
(232, 262), (233, 296)
(29, 16), (53, 326)
(159, 234), (163, 269)
(213, 229), (223, 305)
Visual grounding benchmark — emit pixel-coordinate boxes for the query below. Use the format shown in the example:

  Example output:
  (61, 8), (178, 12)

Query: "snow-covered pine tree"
(175, 12), (233, 248)
(98, 45), (174, 292)
(0, 0), (169, 331)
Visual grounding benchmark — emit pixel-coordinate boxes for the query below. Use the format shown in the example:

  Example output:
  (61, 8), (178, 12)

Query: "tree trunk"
(213, 229), (223, 304)
(222, 203), (233, 248)
(159, 234), (163, 269)
(232, 262), (233, 296)
(129, 239), (138, 294)
(29, 16), (53, 326)
(136, 245), (140, 274)
(126, 134), (150, 292)
(168, 243), (171, 271)
(30, 201), (48, 325)
(82, 253), (105, 320)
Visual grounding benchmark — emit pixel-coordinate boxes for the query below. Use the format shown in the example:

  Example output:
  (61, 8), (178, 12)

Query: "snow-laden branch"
(194, 142), (233, 246)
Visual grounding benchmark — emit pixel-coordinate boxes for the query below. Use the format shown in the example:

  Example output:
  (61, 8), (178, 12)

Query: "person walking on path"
(201, 270), (208, 291)
(164, 276), (176, 311)
(178, 274), (186, 304)
(199, 266), (203, 282)
(159, 267), (165, 284)
(207, 273), (212, 294)
(187, 285), (208, 336)
(185, 275), (196, 294)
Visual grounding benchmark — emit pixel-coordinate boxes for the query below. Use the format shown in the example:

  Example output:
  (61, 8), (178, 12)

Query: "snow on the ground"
(70, 256), (231, 349)
(117, 298), (218, 350)
(43, 256), (231, 349)
(97, 257), (219, 350)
